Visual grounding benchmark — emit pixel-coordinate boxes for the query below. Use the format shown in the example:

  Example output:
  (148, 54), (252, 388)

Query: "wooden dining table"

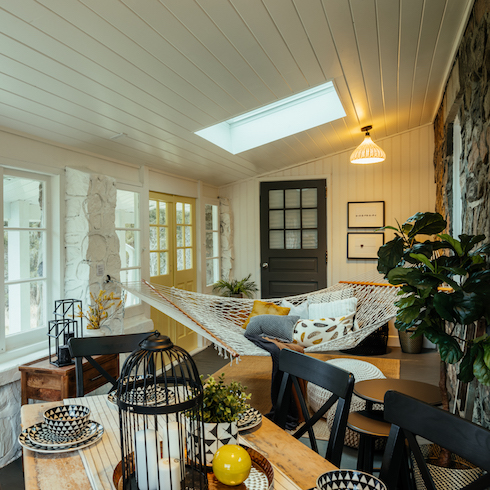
(21, 394), (338, 490)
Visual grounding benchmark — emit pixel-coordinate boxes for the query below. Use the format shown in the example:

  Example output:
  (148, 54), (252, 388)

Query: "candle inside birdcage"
(115, 331), (207, 490)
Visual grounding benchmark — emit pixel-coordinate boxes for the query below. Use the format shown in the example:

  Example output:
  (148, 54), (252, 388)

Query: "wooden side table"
(19, 354), (119, 405)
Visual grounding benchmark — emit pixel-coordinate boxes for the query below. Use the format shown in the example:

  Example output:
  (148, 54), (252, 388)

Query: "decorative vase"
(398, 328), (423, 354)
(202, 421), (238, 466)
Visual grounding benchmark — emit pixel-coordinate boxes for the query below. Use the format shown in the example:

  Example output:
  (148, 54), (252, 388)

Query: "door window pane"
(177, 249), (184, 271)
(206, 258), (219, 286)
(270, 230), (284, 249)
(286, 230), (301, 249)
(185, 249), (192, 270)
(159, 203), (167, 225)
(149, 228), (157, 250)
(302, 188), (317, 208)
(150, 252), (158, 276)
(269, 210), (284, 229)
(176, 226), (183, 247)
(185, 226), (192, 246)
(159, 252), (168, 275)
(176, 202), (183, 224)
(184, 203), (192, 224)
(302, 209), (317, 228)
(149, 200), (157, 225)
(159, 228), (167, 250)
(269, 190), (283, 209)
(285, 189), (300, 208)
(285, 210), (301, 229)
(302, 230), (318, 249)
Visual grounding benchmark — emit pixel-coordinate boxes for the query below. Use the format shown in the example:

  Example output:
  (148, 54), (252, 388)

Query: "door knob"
(262, 262), (269, 269)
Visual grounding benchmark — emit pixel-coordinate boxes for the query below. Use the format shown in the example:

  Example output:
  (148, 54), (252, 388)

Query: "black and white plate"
(108, 384), (175, 406)
(19, 423), (104, 454)
(27, 421), (101, 448)
(237, 408), (262, 431)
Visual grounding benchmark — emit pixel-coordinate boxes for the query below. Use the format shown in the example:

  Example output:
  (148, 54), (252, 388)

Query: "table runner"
(65, 395), (302, 490)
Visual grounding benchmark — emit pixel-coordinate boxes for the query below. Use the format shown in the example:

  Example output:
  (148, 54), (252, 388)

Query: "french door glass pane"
(302, 188), (317, 207)
(285, 189), (300, 208)
(302, 230), (318, 249)
(205, 204), (213, 230)
(184, 203), (192, 224)
(285, 210), (300, 229)
(286, 230), (301, 249)
(176, 226), (183, 247)
(160, 252), (168, 275)
(150, 252), (158, 276)
(149, 200), (157, 225)
(269, 230), (284, 249)
(176, 203), (183, 224)
(206, 258), (219, 286)
(185, 249), (192, 269)
(149, 228), (157, 250)
(269, 210), (283, 229)
(302, 209), (317, 228)
(185, 226), (192, 246)
(159, 203), (167, 225)
(159, 228), (167, 250)
(269, 190), (283, 209)
(177, 249), (184, 271)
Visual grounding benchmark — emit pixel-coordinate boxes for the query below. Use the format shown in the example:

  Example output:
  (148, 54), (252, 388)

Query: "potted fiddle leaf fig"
(377, 211), (490, 473)
(212, 274), (258, 298)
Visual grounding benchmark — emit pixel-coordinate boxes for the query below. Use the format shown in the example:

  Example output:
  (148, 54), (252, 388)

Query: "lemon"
(212, 444), (252, 486)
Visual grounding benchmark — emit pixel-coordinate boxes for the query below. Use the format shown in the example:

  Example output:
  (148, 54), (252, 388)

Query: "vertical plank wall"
(218, 125), (435, 290)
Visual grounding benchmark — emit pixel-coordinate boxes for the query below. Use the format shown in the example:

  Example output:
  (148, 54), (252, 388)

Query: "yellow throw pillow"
(242, 300), (290, 329)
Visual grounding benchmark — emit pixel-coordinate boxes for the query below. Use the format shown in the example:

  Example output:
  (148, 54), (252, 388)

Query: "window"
(149, 199), (169, 277)
(205, 204), (220, 286)
(1, 170), (54, 357)
(116, 190), (141, 307)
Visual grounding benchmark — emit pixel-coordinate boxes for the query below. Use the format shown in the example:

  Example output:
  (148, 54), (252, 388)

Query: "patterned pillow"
(292, 313), (355, 347)
(241, 300), (290, 329)
(245, 314), (300, 342)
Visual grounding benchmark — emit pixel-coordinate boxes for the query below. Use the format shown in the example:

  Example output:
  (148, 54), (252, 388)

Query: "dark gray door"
(260, 180), (327, 298)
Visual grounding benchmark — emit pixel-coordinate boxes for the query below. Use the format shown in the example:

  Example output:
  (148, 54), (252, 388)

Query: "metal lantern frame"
(117, 332), (208, 490)
(48, 299), (83, 367)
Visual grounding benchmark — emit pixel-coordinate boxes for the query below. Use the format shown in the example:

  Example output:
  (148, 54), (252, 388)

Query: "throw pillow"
(308, 297), (358, 320)
(241, 300), (290, 329)
(281, 299), (309, 319)
(245, 314), (300, 342)
(307, 287), (354, 306)
(292, 313), (355, 347)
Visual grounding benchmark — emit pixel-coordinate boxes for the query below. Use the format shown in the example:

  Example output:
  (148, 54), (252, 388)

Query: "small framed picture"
(347, 232), (385, 260)
(348, 201), (385, 228)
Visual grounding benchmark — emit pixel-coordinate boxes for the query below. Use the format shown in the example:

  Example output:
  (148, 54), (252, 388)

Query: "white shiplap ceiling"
(0, 0), (473, 187)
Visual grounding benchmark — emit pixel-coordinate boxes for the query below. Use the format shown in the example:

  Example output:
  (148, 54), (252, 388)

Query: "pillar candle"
(161, 422), (184, 480)
(158, 458), (182, 490)
(135, 430), (161, 490)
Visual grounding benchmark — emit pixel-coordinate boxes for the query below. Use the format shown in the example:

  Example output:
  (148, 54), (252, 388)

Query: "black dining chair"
(273, 349), (355, 468)
(379, 390), (490, 490)
(68, 330), (157, 396)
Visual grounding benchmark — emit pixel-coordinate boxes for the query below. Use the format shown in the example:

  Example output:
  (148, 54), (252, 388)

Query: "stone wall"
(64, 168), (123, 335)
(433, 0), (490, 428)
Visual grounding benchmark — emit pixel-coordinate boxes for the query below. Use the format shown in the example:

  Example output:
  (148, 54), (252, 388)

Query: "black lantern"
(117, 332), (207, 490)
(48, 299), (83, 367)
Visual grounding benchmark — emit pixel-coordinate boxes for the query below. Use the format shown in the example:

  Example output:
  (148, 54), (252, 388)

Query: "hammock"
(120, 271), (399, 359)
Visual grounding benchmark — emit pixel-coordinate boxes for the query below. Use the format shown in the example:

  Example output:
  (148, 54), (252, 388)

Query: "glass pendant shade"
(350, 132), (386, 164)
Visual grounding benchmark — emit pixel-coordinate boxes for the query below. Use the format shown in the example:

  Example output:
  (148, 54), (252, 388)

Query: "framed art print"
(348, 201), (385, 228)
(347, 232), (384, 259)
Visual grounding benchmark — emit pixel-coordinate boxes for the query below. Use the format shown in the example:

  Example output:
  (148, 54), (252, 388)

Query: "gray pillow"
(245, 314), (300, 342)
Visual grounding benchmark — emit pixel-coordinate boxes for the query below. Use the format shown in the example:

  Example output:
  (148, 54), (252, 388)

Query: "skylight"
(195, 81), (346, 154)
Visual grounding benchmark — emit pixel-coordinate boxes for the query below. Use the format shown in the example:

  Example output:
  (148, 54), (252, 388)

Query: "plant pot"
(412, 444), (483, 490)
(398, 328), (423, 354)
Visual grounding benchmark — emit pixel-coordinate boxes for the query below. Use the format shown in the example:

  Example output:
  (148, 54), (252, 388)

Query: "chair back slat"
(380, 391), (490, 490)
(68, 331), (157, 397)
(274, 349), (354, 468)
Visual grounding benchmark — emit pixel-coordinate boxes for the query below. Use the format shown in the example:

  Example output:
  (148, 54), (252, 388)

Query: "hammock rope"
(119, 270), (399, 359)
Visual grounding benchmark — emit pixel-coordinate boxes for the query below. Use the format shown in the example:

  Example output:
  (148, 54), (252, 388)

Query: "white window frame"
(0, 167), (61, 364)
(116, 184), (145, 318)
(202, 199), (220, 293)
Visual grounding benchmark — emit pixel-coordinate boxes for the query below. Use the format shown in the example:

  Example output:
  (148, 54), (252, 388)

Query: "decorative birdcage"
(48, 299), (83, 367)
(116, 331), (207, 490)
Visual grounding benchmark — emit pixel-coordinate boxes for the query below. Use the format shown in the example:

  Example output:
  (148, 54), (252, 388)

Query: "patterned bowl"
(43, 405), (91, 438)
(317, 470), (387, 490)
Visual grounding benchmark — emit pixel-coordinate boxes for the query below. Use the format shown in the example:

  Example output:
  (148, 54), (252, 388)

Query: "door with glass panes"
(260, 180), (327, 298)
(149, 192), (197, 351)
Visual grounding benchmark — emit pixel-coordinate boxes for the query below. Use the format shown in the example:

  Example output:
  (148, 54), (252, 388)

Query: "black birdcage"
(48, 299), (83, 367)
(116, 331), (207, 490)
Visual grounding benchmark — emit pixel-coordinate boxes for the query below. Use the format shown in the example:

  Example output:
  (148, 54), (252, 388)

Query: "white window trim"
(201, 198), (220, 293)
(0, 167), (62, 367)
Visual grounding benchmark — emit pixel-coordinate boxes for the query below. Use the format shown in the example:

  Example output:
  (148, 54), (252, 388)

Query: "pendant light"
(350, 125), (386, 164)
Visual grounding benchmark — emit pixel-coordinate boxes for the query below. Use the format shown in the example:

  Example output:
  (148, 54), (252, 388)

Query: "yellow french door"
(149, 192), (197, 352)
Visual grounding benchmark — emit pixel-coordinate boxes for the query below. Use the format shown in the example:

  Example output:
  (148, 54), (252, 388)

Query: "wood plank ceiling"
(0, 0), (473, 187)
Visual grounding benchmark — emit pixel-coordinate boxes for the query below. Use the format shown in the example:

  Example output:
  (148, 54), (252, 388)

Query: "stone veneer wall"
(65, 168), (123, 335)
(433, 0), (490, 428)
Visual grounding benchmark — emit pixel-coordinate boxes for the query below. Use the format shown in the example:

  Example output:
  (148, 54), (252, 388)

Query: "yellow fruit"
(212, 444), (252, 486)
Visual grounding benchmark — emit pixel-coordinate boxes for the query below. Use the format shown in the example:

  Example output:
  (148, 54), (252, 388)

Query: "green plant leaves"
(406, 212), (447, 238)
(473, 346), (490, 385)
(377, 236), (405, 275)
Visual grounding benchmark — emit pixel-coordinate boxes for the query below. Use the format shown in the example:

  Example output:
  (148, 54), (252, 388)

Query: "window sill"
(0, 344), (49, 387)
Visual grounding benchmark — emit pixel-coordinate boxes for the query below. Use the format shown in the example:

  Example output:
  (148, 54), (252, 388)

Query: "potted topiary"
(377, 211), (490, 481)
(212, 274), (258, 298)
(199, 374), (251, 465)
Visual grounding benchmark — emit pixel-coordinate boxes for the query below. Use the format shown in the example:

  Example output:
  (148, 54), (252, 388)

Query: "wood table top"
(21, 396), (337, 490)
(353, 379), (441, 405)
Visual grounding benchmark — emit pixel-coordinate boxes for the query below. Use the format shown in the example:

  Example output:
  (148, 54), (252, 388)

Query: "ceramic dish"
(317, 470), (387, 490)
(19, 423), (104, 454)
(237, 408), (262, 432)
(43, 404), (91, 438)
(108, 384), (175, 407)
(27, 420), (100, 448)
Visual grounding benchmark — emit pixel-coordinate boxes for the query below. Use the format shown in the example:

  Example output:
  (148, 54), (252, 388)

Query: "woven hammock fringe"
(122, 270), (398, 359)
